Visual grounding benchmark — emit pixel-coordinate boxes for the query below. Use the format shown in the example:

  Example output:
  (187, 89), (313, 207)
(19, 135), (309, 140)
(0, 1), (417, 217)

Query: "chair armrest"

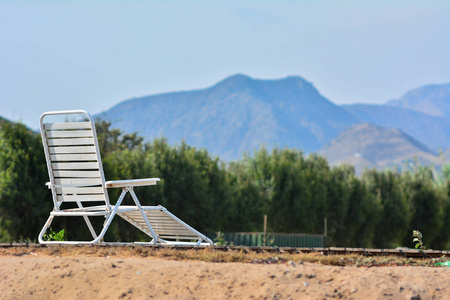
(45, 182), (52, 189)
(105, 178), (160, 188)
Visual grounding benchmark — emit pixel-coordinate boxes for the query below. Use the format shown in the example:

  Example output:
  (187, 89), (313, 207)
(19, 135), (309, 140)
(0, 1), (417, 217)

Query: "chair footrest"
(118, 206), (213, 245)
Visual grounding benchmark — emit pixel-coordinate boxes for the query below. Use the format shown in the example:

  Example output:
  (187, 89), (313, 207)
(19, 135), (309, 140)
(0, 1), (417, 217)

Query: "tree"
(0, 122), (49, 242)
(226, 148), (273, 232)
(95, 119), (143, 155)
(401, 166), (444, 248)
(362, 170), (409, 248)
(339, 175), (379, 247)
(324, 164), (355, 246)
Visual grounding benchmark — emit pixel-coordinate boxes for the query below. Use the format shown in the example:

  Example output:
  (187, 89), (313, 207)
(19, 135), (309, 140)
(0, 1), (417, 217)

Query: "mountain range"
(96, 74), (450, 171)
(2, 74), (448, 171)
(96, 74), (360, 159)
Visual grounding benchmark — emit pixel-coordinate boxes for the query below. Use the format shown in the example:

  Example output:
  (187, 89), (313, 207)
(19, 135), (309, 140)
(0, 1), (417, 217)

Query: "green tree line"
(1, 119), (449, 249)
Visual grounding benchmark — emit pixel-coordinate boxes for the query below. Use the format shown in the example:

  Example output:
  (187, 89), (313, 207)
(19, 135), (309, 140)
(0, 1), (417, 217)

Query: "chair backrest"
(40, 110), (110, 211)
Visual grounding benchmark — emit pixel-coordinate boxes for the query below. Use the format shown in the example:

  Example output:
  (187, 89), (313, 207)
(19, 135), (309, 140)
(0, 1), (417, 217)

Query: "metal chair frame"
(38, 110), (213, 245)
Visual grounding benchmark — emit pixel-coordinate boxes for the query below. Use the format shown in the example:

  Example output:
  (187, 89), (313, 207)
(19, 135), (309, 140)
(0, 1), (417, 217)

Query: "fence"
(221, 232), (325, 247)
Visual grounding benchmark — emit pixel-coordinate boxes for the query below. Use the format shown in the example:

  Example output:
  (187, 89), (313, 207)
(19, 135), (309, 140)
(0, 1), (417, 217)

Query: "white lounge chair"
(38, 110), (213, 245)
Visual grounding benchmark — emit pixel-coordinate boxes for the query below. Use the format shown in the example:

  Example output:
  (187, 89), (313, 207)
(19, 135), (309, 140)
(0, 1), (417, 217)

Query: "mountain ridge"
(98, 74), (359, 160)
(93, 74), (450, 166)
(342, 103), (450, 150)
(2, 74), (449, 169)
(319, 123), (441, 174)
(386, 83), (450, 117)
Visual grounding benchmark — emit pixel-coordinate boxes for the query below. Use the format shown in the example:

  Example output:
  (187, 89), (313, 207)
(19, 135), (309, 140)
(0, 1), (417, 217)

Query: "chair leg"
(38, 215), (55, 244)
(76, 200), (98, 239)
(38, 213), (108, 245)
(38, 189), (129, 244)
(128, 187), (159, 244)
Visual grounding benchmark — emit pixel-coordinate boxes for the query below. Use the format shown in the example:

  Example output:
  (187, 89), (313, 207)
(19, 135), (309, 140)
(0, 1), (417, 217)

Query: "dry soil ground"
(0, 246), (449, 299)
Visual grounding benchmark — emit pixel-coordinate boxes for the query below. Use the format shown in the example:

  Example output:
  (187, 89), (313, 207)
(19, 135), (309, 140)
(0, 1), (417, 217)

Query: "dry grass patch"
(0, 245), (448, 267)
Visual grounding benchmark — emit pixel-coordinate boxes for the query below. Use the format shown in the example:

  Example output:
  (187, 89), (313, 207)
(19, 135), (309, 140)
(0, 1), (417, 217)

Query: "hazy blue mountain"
(97, 75), (450, 163)
(97, 74), (359, 160)
(386, 83), (450, 117)
(319, 123), (440, 174)
(342, 104), (450, 150)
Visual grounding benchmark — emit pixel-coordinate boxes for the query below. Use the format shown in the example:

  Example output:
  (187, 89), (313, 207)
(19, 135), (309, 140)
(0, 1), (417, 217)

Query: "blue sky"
(1, 0), (450, 129)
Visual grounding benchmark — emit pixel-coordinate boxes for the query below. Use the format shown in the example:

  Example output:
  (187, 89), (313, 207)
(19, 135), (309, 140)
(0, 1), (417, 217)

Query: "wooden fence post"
(263, 214), (267, 247)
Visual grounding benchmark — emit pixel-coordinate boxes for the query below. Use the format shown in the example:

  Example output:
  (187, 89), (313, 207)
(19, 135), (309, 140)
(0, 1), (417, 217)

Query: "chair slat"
(50, 154), (98, 161)
(151, 223), (189, 228)
(54, 178), (103, 186)
(56, 186), (104, 195)
(57, 195), (107, 202)
(47, 138), (95, 146)
(157, 232), (196, 237)
(53, 170), (102, 178)
(158, 235), (199, 240)
(46, 130), (93, 138)
(44, 122), (92, 130)
(49, 146), (97, 154)
(52, 162), (100, 170)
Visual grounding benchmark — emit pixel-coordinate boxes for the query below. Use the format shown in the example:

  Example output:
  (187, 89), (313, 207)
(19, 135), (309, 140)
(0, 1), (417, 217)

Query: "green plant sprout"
(214, 231), (227, 246)
(412, 230), (426, 251)
(43, 228), (65, 242)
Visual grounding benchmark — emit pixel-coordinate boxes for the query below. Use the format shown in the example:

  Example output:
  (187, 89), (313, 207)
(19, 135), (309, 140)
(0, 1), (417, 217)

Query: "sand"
(1, 251), (449, 299)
